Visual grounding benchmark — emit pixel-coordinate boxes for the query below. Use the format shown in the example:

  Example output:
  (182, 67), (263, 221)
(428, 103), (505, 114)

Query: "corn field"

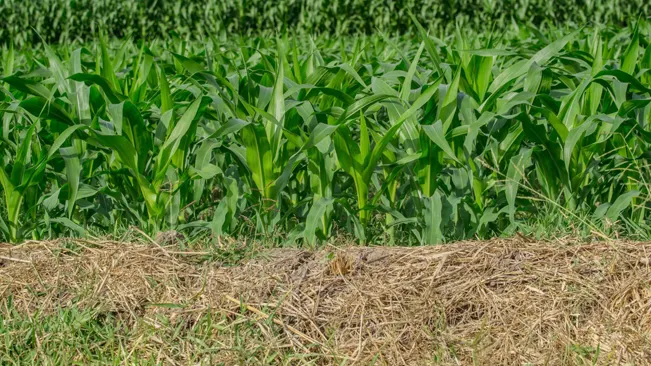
(1, 0), (649, 45)
(0, 21), (650, 244)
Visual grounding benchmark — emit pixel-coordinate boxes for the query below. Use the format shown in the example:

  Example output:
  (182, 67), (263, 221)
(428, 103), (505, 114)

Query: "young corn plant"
(0, 23), (650, 244)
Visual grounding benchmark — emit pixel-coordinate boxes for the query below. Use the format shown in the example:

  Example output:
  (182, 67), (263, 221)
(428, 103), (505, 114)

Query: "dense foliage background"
(1, 0), (649, 45)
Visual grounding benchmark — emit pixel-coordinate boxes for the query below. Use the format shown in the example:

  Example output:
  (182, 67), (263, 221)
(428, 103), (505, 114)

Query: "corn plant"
(0, 21), (650, 244)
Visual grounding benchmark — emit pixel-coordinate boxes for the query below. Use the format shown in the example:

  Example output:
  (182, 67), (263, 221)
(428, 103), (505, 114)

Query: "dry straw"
(1, 237), (650, 364)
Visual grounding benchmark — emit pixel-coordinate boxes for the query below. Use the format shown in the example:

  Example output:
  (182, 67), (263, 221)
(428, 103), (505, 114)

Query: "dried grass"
(1, 237), (650, 365)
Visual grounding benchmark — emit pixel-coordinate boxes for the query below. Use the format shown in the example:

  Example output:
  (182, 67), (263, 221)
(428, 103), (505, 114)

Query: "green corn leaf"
(241, 123), (274, 197)
(359, 112), (370, 161)
(489, 31), (575, 93)
(284, 84), (354, 105)
(99, 33), (120, 92)
(409, 12), (445, 81)
(422, 121), (461, 165)
(155, 98), (203, 183)
(158, 64), (173, 114)
(122, 101), (154, 175)
(333, 126), (362, 177)
(621, 24), (639, 75)
(400, 42), (425, 101)
(336, 94), (394, 124)
(47, 124), (87, 159)
(563, 116), (600, 172)
(207, 118), (250, 139)
(69, 73), (124, 103)
(88, 132), (159, 217)
(606, 191), (640, 222)
(11, 124), (35, 187)
(303, 197), (334, 246)
(49, 217), (86, 237)
(363, 118), (409, 183)
(505, 148), (533, 222)
(2, 75), (52, 99)
(303, 123), (338, 150)
(60, 146), (81, 218)
(423, 191), (443, 244)
(439, 68), (461, 132)
(20, 97), (75, 125)
(267, 41), (286, 156)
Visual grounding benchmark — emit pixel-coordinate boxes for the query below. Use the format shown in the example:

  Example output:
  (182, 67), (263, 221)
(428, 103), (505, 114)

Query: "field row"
(0, 23), (650, 243)
(1, 0), (649, 45)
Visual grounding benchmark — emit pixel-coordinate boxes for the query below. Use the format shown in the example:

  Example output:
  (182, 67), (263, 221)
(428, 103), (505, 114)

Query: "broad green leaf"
(400, 42), (425, 101)
(242, 124), (274, 197)
(489, 32), (575, 93)
(409, 12), (445, 81)
(303, 197), (334, 246)
(11, 124), (35, 186)
(423, 191), (443, 244)
(158, 64), (173, 114)
(505, 148), (533, 222)
(60, 146), (81, 218)
(606, 191), (640, 222)
(422, 121), (461, 164)
(155, 98), (203, 183)
(69, 73), (124, 103)
(20, 97), (75, 125)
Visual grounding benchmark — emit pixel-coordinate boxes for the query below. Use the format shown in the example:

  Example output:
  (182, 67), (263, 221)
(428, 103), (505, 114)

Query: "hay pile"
(1, 237), (650, 365)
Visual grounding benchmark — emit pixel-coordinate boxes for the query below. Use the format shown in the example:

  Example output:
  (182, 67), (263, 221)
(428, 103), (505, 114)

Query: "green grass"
(0, 305), (311, 365)
(1, 21), (651, 245)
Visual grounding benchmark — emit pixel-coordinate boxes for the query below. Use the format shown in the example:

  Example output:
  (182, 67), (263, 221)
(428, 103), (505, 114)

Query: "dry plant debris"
(1, 237), (650, 365)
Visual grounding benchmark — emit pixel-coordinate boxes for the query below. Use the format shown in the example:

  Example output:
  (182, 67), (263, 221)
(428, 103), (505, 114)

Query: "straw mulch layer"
(1, 237), (650, 365)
